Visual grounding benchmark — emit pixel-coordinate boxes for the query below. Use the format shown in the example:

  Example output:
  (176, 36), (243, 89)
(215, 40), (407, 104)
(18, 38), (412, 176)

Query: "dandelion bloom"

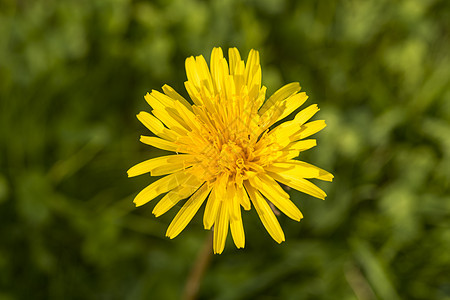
(128, 47), (333, 254)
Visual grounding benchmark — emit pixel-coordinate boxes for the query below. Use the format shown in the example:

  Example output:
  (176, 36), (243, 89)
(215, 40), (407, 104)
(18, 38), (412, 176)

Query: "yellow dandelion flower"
(128, 47), (333, 254)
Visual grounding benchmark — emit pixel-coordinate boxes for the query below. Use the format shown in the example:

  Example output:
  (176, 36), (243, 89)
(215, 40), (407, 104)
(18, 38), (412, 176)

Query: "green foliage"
(1, 0), (449, 299)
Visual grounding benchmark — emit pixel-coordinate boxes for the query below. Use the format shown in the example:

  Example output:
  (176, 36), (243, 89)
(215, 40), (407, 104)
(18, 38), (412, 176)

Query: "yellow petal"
(293, 104), (320, 125)
(228, 47), (242, 75)
(152, 179), (204, 217)
(144, 92), (164, 111)
(140, 136), (179, 152)
(213, 200), (229, 254)
(153, 96), (194, 131)
(195, 55), (214, 94)
(284, 139), (317, 152)
(244, 49), (260, 86)
(272, 120), (327, 149)
(244, 49), (261, 101)
(210, 47), (226, 93)
(259, 82), (300, 115)
(317, 171), (334, 182)
(203, 186), (220, 230)
(254, 86), (267, 113)
(150, 159), (196, 177)
(236, 185), (251, 210)
(171, 101), (201, 132)
(286, 161), (334, 182)
(267, 171), (327, 200)
(136, 111), (178, 141)
(265, 162), (320, 179)
(214, 173), (228, 202)
(244, 181), (285, 243)
(133, 171), (192, 207)
(230, 201), (245, 249)
(152, 109), (190, 134)
(269, 104), (319, 143)
(227, 184), (239, 221)
(275, 92), (309, 123)
(204, 174), (228, 230)
(249, 174), (303, 221)
(232, 60), (246, 91)
(127, 154), (194, 177)
(185, 56), (202, 89)
(148, 90), (178, 109)
(294, 120), (327, 140)
(267, 125), (296, 149)
(161, 84), (192, 111)
(282, 150), (302, 160)
(145, 91), (193, 132)
(166, 183), (212, 239)
(184, 81), (203, 106)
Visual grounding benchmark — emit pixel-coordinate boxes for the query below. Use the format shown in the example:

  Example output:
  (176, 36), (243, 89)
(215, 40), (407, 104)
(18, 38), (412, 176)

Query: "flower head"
(128, 47), (333, 254)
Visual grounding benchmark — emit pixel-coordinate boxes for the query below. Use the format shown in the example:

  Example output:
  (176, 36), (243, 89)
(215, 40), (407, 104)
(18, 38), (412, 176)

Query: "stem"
(182, 232), (213, 300)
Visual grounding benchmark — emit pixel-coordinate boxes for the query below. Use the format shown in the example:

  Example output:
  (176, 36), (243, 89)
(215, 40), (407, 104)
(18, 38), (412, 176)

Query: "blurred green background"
(1, 0), (449, 299)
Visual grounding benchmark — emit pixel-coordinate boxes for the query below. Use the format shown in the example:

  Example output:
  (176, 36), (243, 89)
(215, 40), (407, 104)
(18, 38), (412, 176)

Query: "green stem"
(182, 231), (213, 300)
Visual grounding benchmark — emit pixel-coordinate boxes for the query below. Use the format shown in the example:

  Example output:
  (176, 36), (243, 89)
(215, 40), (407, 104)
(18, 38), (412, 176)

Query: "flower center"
(218, 142), (245, 172)
(195, 133), (258, 184)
